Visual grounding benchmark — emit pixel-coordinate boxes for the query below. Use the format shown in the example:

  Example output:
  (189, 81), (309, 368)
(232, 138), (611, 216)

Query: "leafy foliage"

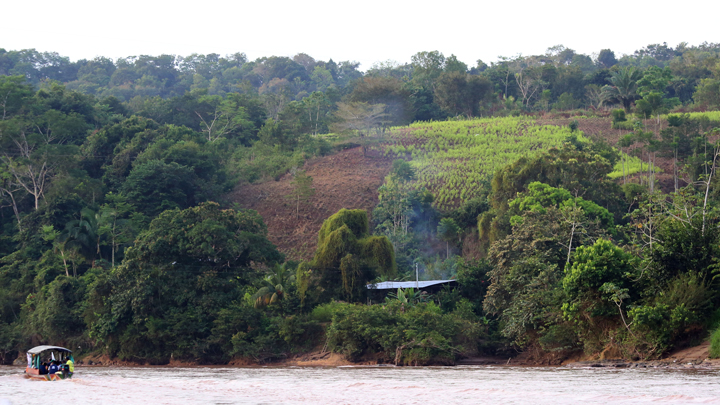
(326, 301), (485, 365)
(94, 202), (282, 362)
(306, 209), (396, 302)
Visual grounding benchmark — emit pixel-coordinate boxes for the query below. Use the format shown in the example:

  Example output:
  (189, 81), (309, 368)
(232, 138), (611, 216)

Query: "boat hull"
(25, 367), (72, 381)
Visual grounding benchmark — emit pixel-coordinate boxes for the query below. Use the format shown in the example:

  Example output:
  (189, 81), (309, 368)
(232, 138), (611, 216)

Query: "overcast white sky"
(3, 0), (718, 70)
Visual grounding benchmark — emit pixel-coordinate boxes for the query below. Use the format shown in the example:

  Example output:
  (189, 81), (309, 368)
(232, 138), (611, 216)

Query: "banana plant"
(385, 287), (431, 306)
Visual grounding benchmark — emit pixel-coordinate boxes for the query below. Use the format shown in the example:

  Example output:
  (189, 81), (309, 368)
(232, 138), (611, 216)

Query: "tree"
(444, 54), (468, 73)
(372, 160), (436, 275)
(434, 72), (493, 117)
(96, 202), (282, 362)
(508, 182), (615, 265)
(348, 77), (413, 126)
(601, 67), (643, 112)
(375, 162), (415, 237)
(596, 49), (618, 68)
(513, 63), (546, 108)
(41, 225), (71, 276)
(308, 209), (396, 302)
(259, 78), (292, 120)
(64, 207), (101, 262)
(302, 91), (332, 136)
(194, 94), (254, 143)
(0, 165), (23, 230)
(483, 207), (580, 346)
(121, 160), (199, 218)
(257, 118), (294, 148)
(585, 84), (604, 108)
(333, 102), (386, 135)
(479, 145), (622, 254)
(252, 264), (296, 308)
(0, 75), (33, 121)
(562, 239), (635, 347)
(437, 218), (461, 259)
(636, 66), (680, 119)
(97, 192), (136, 267)
(411, 51), (446, 90)
(1, 127), (68, 211)
(693, 78), (720, 109)
(286, 169), (315, 219)
(332, 102), (387, 155)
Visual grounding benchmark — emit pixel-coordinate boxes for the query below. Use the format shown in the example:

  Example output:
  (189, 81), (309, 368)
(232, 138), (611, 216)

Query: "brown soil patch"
(664, 340), (710, 363)
(229, 147), (392, 261)
(284, 351), (361, 367)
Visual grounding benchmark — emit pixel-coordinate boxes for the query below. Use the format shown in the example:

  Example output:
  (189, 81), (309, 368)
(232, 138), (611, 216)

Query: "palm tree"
(601, 67), (643, 112)
(252, 264), (296, 308)
(65, 207), (101, 261)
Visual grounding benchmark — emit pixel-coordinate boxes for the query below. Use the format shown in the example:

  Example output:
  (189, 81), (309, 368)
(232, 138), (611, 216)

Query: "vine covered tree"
(304, 209), (396, 302)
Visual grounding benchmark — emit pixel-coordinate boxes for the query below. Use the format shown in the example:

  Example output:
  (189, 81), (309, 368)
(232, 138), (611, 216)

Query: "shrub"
(310, 302), (343, 323)
(611, 109), (626, 123)
(627, 273), (711, 358)
(325, 301), (485, 365)
(612, 121), (634, 130)
(710, 328), (720, 359)
(569, 120), (579, 132)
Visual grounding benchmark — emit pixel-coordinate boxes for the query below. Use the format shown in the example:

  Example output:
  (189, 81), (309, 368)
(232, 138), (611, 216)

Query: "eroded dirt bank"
(51, 340), (718, 369)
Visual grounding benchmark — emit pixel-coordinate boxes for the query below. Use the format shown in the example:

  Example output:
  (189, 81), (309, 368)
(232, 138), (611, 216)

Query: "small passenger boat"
(24, 345), (74, 381)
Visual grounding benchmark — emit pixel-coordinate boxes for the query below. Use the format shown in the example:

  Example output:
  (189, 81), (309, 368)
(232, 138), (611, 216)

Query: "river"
(1, 365), (718, 404)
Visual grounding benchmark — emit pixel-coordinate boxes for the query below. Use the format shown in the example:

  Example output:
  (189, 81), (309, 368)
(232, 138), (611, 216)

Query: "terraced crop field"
(382, 117), (640, 211)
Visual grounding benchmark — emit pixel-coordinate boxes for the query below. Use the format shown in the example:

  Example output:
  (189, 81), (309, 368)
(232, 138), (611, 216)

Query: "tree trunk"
(566, 222), (576, 266)
(60, 250), (69, 277)
(701, 146), (719, 237)
(1, 188), (22, 231)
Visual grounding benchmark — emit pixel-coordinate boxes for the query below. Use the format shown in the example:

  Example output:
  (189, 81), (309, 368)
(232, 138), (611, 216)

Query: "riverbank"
(17, 339), (714, 370)
(20, 344), (714, 371)
(562, 340), (720, 370)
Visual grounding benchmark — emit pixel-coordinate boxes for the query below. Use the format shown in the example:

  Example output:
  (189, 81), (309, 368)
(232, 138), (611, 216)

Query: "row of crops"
(665, 111), (720, 121)
(382, 117), (639, 211)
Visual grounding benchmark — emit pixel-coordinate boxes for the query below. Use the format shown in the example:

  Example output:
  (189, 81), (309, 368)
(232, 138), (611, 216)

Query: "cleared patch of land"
(229, 147), (392, 260)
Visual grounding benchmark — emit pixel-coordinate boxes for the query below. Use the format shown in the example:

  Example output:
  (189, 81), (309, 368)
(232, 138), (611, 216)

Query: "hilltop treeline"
(1, 42), (720, 365)
(2, 42), (720, 124)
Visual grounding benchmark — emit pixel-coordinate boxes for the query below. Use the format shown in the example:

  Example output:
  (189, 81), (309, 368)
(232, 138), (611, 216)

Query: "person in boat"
(48, 360), (59, 374)
(65, 358), (74, 373)
(39, 362), (48, 375)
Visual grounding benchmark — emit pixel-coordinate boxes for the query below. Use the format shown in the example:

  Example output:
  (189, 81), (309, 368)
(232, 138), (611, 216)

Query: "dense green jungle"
(1, 42), (720, 366)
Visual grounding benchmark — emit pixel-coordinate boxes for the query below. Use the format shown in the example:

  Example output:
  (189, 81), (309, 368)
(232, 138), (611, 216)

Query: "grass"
(608, 153), (662, 179)
(710, 327), (720, 358)
(671, 111), (720, 121)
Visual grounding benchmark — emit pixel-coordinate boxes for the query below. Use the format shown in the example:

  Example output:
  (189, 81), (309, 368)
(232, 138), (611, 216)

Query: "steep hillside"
(231, 116), (681, 258)
(229, 147), (392, 260)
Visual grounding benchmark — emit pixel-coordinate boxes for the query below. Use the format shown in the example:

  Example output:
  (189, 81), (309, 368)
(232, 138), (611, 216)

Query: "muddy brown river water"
(1, 365), (719, 404)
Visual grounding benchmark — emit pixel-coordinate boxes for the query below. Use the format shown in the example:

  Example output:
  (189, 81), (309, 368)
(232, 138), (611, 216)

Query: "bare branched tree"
(1, 129), (56, 210)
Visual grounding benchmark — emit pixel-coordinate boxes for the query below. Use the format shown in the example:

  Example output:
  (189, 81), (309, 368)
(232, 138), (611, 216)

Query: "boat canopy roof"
(27, 345), (72, 355)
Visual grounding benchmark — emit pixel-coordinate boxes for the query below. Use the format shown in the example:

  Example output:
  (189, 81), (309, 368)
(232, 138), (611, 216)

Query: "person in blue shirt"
(39, 362), (48, 375)
(48, 361), (59, 374)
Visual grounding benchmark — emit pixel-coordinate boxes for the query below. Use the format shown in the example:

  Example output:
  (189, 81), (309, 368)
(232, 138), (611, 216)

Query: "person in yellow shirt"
(66, 358), (74, 373)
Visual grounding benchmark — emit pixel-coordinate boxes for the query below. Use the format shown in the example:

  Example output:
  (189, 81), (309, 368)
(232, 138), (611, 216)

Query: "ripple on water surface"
(1, 365), (719, 405)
